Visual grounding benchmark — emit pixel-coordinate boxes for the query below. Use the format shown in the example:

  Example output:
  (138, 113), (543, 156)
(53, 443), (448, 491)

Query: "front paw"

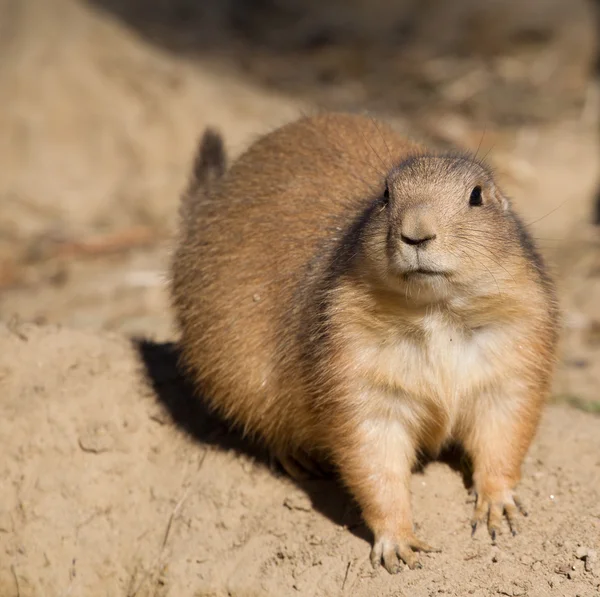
(371, 532), (440, 574)
(471, 489), (528, 540)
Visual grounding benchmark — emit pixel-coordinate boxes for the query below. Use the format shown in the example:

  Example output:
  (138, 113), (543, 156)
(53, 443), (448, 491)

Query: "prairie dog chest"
(352, 311), (510, 404)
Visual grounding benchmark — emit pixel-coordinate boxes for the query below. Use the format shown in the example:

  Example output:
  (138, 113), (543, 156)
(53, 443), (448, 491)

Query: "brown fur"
(170, 112), (559, 574)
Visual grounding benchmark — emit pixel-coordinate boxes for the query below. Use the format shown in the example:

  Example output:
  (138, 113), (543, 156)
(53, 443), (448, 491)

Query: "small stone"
(585, 550), (598, 573)
(548, 575), (561, 588)
(575, 546), (589, 559)
(283, 494), (312, 512)
(78, 421), (119, 454)
(542, 540), (552, 552)
(555, 563), (572, 577)
(148, 408), (170, 425)
(241, 459), (254, 474)
(491, 546), (504, 564)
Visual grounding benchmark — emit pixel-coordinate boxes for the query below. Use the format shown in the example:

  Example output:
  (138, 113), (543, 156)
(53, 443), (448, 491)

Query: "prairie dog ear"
(490, 182), (510, 211)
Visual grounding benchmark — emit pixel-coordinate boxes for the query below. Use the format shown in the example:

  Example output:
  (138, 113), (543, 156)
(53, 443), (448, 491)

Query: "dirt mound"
(0, 323), (598, 597)
(1, 2), (600, 595)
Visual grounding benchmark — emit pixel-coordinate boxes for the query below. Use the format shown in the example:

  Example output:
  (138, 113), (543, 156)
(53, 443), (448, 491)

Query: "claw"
(470, 490), (527, 542)
(371, 532), (440, 574)
(504, 502), (520, 536)
(513, 495), (528, 517)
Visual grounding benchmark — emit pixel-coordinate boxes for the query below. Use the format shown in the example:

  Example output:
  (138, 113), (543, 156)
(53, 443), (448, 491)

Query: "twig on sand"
(46, 226), (156, 260)
(128, 449), (209, 597)
(11, 565), (20, 597)
(341, 560), (351, 592)
(161, 487), (191, 552)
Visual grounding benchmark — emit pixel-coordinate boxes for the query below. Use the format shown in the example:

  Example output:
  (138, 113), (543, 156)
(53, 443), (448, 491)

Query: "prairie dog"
(170, 113), (559, 574)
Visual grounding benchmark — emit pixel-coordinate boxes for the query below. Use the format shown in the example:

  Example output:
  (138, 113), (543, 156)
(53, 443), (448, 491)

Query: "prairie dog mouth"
(402, 268), (450, 278)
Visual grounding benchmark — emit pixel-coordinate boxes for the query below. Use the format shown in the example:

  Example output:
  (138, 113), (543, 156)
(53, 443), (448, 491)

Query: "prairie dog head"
(360, 154), (519, 303)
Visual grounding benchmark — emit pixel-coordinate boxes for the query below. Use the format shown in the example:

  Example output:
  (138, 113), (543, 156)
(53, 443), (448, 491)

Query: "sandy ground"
(1, 1), (600, 596)
(0, 324), (599, 597)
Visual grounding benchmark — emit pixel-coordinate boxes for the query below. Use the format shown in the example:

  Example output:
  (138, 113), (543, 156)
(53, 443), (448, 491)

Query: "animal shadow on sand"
(133, 338), (474, 546)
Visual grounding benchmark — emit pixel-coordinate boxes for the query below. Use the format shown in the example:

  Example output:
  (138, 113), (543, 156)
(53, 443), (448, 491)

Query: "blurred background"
(1, 0), (600, 408)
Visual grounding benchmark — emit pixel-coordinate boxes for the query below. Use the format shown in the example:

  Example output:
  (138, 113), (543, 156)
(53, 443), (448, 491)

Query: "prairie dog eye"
(382, 183), (390, 206)
(469, 185), (483, 206)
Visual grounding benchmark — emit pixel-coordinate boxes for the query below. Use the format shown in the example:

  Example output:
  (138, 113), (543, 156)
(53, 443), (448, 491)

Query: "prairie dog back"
(172, 114), (419, 446)
(170, 112), (558, 574)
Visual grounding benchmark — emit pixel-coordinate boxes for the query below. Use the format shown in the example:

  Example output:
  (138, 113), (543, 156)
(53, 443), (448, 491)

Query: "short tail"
(180, 128), (227, 221)
(189, 128), (227, 193)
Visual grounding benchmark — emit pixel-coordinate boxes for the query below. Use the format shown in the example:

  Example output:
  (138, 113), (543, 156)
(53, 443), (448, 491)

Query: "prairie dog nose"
(400, 208), (437, 247)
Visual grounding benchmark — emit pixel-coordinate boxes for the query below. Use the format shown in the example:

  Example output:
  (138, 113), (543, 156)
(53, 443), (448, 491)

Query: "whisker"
(473, 126), (486, 164)
(455, 247), (502, 295)
(480, 141), (496, 165)
(369, 116), (394, 164)
(522, 199), (570, 228)
(357, 132), (390, 180)
(452, 238), (518, 285)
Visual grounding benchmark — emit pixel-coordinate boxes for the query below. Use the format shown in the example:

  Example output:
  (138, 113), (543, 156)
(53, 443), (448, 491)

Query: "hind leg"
(272, 450), (328, 481)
